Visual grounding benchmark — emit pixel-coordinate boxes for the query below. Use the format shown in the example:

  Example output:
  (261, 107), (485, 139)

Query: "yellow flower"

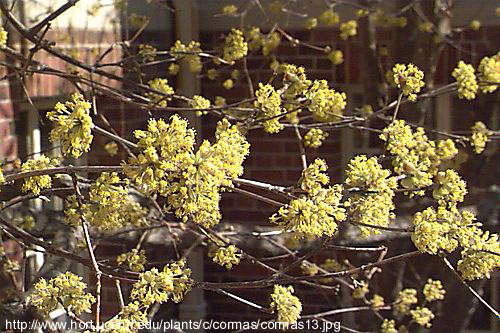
(254, 83), (283, 133)
(328, 50), (344, 65)
(0, 27), (7, 47)
(270, 285), (302, 324)
(146, 78), (174, 107)
(339, 20), (357, 40)
(470, 121), (491, 154)
(223, 29), (248, 63)
(21, 155), (59, 195)
(477, 53), (500, 93)
(392, 63), (425, 101)
(47, 93), (93, 158)
(303, 128), (328, 148)
(319, 10), (339, 27)
(452, 61), (478, 100)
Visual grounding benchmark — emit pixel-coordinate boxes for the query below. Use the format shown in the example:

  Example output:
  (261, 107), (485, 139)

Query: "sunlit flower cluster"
(129, 13), (147, 27)
(380, 319), (398, 333)
(412, 206), (477, 255)
(104, 141), (118, 156)
(433, 170), (467, 208)
(189, 95), (210, 117)
(452, 61), (478, 100)
(458, 231), (499, 280)
(370, 294), (385, 309)
(221, 4), (238, 15)
(123, 116), (249, 228)
(138, 43), (157, 62)
(300, 261), (320, 276)
(352, 281), (369, 299)
(281, 64), (311, 101)
(423, 279), (446, 302)
(392, 63), (425, 101)
(394, 288), (418, 314)
(208, 243), (241, 270)
(31, 272), (95, 317)
(339, 20), (358, 40)
(169, 40), (202, 72)
(269, 285), (302, 324)
(117, 249), (147, 272)
(246, 27), (281, 56)
(254, 83), (284, 133)
(305, 80), (347, 122)
(328, 50), (344, 65)
(319, 10), (339, 27)
(303, 128), (328, 148)
(0, 27), (7, 47)
(410, 307), (435, 328)
(47, 93), (93, 158)
(380, 120), (458, 193)
(478, 53), (500, 93)
(305, 17), (317, 30)
(101, 301), (148, 333)
(146, 78), (174, 107)
(223, 28), (248, 63)
(345, 155), (397, 236)
(130, 261), (192, 307)
(270, 159), (346, 238)
(470, 121), (491, 154)
(21, 155), (59, 195)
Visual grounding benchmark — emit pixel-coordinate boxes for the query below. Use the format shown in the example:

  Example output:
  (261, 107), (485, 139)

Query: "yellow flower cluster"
(469, 20), (481, 31)
(419, 21), (434, 33)
(470, 121), (491, 154)
(130, 261), (192, 307)
(129, 13), (147, 27)
(452, 61), (478, 100)
(380, 120), (458, 193)
(352, 281), (369, 299)
(328, 50), (344, 65)
(269, 285), (302, 324)
(223, 29), (248, 63)
(319, 10), (339, 27)
(138, 43), (157, 63)
(339, 20), (358, 40)
(345, 155), (397, 236)
(101, 301), (148, 333)
(303, 128), (328, 148)
(168, 63), (179, 75)
(394, 288), (418, 314)
(305, 17), (317, 30)
(208, 243), (241, 270)
(47, 93), (93, 158)
(392, 63), (425, 101)
(433, 170), (467, 208)
(221, 4), (238, 15)
(117, 249), (147, 272)
(410, 307), (435, 328)
(169, 40), (202, 72)
(31, 272), (95, 317)
(246, 27), (281, 56)
(124, 116), (249, 227)
(64, 172), (147, 232)
(305, 80), (347, 122)
(281, 64), (311, 100)
(146, 78), (174, 107)
(458, 231), (499, 280)
(0, 27), (7, 47)
(423, 279), (446, 302)
(254, 83), (284, 133)
(412, 206), (476, 254)
(189, 95), (211, 117)
(380, 319), (398, 333)
(370, 294), (385, 309)
(270, 159), (346, 237)
(104, 141), (118, 156)
(21, 155), (59, 195)
(0, 167), (4, 187)
(300, 261), (319, 276)
(478, 53), (500, 93)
